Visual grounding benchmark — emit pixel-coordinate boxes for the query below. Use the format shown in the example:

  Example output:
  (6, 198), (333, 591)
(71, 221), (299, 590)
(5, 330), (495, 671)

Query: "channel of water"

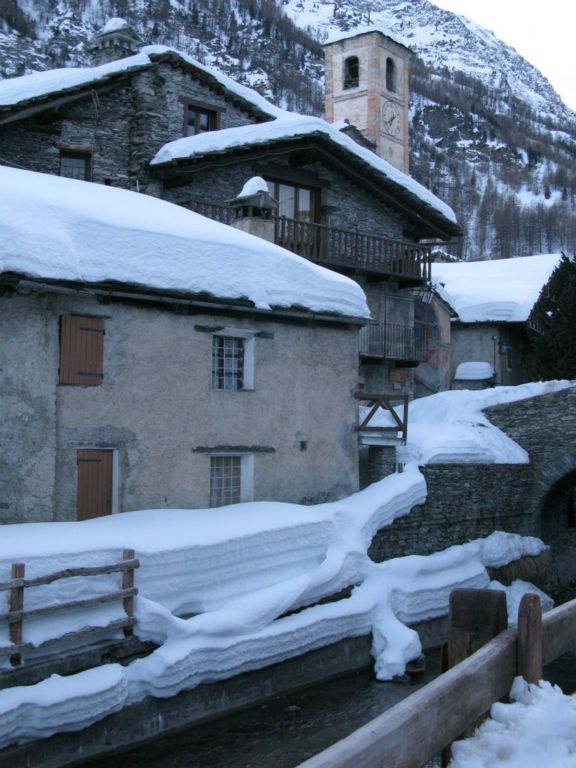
(79, 644), (576, 768)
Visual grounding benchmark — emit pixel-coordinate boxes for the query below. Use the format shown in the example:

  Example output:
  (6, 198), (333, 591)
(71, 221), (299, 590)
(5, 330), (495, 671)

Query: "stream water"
(79, 648), (576, 768)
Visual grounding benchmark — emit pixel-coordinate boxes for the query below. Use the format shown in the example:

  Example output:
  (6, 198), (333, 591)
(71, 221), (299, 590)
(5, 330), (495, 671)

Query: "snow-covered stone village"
(1, 1), (576, 766)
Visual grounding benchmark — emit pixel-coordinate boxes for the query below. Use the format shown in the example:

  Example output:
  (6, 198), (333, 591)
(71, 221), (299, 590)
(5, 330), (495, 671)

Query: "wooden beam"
(0, 558), (140, 591)
(517, 593), (542, 684)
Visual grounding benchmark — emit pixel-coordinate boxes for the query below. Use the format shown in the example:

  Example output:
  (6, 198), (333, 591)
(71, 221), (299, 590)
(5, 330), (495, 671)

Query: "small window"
(212, 336), (245, 390)
(59, 315), (105, 386)
(209, 454), (254, 507)
(343, 56), (359, 89)
(60, 151), (92, 181)
(386, 57), (396, 92)
(184, 104), (218, 136)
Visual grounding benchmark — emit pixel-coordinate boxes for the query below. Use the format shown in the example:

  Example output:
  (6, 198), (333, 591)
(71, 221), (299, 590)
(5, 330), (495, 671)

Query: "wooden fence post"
(9, 563), (25, 666)
(442, 588), (508, 766)
(517, 593), (542, 684)
(122, 549), (135, 637)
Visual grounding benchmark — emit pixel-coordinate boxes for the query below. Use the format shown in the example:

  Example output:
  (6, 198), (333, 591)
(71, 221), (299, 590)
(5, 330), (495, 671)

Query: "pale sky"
(431, 0), (576, 112)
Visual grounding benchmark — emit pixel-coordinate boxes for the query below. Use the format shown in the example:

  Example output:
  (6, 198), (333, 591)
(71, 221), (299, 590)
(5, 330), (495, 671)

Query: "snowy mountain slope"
(1, 0), (576, 259)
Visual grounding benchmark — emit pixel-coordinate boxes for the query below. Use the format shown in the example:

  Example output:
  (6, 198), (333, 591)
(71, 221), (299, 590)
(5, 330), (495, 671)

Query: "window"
(265, 179), (319, 222)
(181, 99), (221, 136)
(60, 151), (91, 181)
(386, 57), (397, 92)
(209, 454), (254, 507)
(59, 315), (105, 386)
(343, 56), (359, 89)
(211, 331), (255, 390)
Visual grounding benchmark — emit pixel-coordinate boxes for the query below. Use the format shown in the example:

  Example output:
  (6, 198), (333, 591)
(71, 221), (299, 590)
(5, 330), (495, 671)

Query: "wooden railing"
(274, 217), (432, 282)
(359, 323), (428, 362)
(181, 198), (234, 225)
(297, 590), (576, 768)
(0, 549), (139, 666)
(355, 391), (409, 442)
(180, 198), (431, 282)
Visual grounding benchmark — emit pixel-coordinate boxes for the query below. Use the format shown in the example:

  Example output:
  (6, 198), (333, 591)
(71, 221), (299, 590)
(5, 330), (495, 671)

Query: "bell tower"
(324, 29), (412, 174)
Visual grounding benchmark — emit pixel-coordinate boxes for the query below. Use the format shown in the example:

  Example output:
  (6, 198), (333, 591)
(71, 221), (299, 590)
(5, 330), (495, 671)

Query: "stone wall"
(1, 291), (360, 523)
(369, 464), (533, 562)
(0, 63), (258, 196)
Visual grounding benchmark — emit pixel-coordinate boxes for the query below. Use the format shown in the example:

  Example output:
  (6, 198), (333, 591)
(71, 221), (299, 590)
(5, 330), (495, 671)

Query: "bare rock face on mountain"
(1, 0), (575, 260)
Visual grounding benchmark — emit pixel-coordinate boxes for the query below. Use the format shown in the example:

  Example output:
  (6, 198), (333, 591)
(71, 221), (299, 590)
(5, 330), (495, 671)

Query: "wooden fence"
(0, 549), (139, 666)
(297, 590), (576, 768)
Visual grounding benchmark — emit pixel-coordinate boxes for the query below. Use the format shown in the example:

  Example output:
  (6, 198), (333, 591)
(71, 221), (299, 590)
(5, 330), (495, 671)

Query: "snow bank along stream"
(0, 465), (548, 749)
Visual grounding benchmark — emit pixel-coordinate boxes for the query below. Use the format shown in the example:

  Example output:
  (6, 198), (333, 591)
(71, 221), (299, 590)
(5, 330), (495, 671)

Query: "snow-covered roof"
(0, 45), (285, 120)
(432, 254), (563, 323)
(454, 362), (495, 381)
(100, 17), (131, 34)
(324, 25), (411, 52)
(0, 165), (369, 319)
(152, 115), (458, 231)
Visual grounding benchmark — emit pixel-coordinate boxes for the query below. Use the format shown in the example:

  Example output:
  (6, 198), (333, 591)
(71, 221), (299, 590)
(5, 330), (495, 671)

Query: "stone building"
(0, 164), (369, 523)
(0, 22), (460, 401)
(431, 254), (563, 388)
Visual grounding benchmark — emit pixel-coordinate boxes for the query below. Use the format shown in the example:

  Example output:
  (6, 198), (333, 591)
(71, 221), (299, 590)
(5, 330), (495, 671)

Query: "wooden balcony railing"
(274, 217), (432, 282)
(181, 199), (431, 282)
(359, 323), (429, 362)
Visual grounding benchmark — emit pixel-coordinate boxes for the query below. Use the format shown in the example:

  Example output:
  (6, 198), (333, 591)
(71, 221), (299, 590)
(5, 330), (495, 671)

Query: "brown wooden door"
(76, 449), (113, 520)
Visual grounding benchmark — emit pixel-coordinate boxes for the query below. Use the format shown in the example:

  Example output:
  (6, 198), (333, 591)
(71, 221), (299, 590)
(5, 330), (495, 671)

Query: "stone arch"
(386, 57), (396, 92)
(538, 465), (576, 601)
(343, 56), (359, 89)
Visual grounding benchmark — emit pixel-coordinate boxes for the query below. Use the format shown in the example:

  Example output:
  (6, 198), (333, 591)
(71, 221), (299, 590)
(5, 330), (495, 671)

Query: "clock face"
(381, 101), (402, 139)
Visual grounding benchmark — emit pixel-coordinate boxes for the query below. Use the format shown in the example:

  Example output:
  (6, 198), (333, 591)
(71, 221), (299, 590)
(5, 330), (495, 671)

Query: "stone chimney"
(89, 18), (143, 66)
(323, 28), (412, 174)
(229, 177), (278, 243)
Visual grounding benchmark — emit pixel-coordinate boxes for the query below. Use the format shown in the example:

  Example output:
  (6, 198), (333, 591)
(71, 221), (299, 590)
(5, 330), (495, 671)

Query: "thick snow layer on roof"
(0, 166), (368, 318)
(450, 678), (576, 768)
(365, 381), (575, 464)
(324, 24), (409, 51)
(100, 17), (131, 33)
(152, 115), (457, 226)
(432, 254), (562, 323)
(454, 362), (495, 381)
(0, 464), (547, 748)
(0, 45), (285, 119)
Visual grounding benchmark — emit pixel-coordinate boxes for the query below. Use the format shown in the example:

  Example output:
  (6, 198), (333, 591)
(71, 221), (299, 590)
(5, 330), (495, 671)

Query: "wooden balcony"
(359, 323), (428, 362)
(273, 217), (431, 283)
(181, 199), (431, 283)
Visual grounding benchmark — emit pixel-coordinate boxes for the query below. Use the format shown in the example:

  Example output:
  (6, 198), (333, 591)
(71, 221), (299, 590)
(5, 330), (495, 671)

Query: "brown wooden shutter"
(76, 449), (113, 520)
(60, 315), (104, 386)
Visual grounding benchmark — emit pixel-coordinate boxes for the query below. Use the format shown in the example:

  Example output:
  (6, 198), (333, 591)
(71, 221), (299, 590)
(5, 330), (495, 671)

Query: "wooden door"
(76, 449), (113, 520)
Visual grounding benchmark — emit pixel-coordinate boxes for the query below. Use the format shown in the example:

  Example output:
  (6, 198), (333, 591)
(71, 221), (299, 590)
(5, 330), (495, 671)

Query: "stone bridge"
(368, 385), (576, 600)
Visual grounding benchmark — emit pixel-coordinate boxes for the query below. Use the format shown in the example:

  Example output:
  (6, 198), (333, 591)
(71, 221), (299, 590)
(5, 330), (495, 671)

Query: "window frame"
(211, 328), (255, 391)
(59, 150), (92, 181)
(343, 56), (360, 90)
(179, 97), (223, 137)
(264, 178), (321, 223)
(209, 453), (254, 507)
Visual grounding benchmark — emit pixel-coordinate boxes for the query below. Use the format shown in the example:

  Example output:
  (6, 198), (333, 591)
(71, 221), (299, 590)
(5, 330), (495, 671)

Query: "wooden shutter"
(76, 449), (113, 520)
(60, 315), (104, 386)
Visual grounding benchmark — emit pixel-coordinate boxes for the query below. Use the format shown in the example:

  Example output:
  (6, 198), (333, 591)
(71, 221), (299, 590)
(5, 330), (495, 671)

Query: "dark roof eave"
(0, 273), (366, 327)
